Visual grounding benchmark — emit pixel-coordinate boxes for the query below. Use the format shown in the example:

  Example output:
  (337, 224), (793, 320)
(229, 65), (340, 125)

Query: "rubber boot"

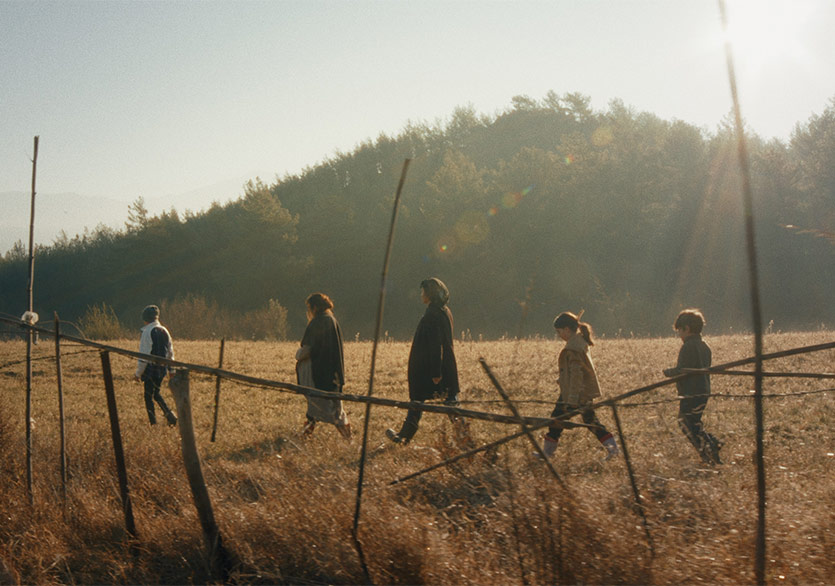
(534, 435), (559, 459)
(602, 436), (620, 461)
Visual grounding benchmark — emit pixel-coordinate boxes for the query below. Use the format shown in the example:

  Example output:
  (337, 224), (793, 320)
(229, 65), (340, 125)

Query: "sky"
(2, 0), (834, 213)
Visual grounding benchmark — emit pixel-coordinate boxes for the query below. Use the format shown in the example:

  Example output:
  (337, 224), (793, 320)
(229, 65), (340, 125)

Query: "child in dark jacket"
(663, 309), (722, 465)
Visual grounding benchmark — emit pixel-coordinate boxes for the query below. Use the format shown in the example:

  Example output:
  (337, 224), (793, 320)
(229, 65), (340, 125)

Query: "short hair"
(141, 305), (160, 322)
(420, 277), (450, 305)
(674, 309), (705, 334)
(306, 292), (334, 315)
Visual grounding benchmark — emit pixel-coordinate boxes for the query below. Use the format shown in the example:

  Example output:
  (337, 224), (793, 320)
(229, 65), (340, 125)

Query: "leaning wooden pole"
(54, 312), (68, 504)
(210, 338), (225, 442)
(718, 2), (766, 582)
(169, 369), (231, 580)
(479, 358), (570, 492)
(610, 403), (654, 557)
(24, 135), (39, 504)
(100, 350), (138, 540)
(352, 157), (411, 582)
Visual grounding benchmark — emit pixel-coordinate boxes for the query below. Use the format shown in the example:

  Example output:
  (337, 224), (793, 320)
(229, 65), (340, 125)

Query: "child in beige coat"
(537, 312), (619, 460)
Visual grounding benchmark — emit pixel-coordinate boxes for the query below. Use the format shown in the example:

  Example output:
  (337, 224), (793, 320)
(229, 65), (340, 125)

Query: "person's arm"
(298, 320), (317, 361)
(427, 314), (444, 384)
(295, 345), (311, 361)
(663, 343), (691, 377)
(134, 328), (151, 380)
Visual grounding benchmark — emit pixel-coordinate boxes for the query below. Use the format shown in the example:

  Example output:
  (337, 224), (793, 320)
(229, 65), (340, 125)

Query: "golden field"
(0, 331), (833, 585)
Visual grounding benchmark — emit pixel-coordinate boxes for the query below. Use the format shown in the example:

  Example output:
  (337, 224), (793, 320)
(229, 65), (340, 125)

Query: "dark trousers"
(397, 390), (459, 443)
(678, 395), (719, 455)
(545, 397), (612, 443)
(143, 373), (174, 424)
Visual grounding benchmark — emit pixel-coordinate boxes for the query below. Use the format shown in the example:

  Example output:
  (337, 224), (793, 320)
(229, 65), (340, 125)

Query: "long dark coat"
(301, 312), (345, 392)
(407, 302), (459, 401)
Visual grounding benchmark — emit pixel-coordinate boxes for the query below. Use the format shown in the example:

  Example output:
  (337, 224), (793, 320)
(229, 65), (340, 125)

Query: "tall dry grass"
(0, 332), (832, 584)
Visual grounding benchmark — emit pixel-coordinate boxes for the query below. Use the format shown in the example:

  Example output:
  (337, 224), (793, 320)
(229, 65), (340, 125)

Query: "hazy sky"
(2, 0), (834, 205)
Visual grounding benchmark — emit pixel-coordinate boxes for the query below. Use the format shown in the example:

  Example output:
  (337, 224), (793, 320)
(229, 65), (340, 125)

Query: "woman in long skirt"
(296, 293), (351, 439)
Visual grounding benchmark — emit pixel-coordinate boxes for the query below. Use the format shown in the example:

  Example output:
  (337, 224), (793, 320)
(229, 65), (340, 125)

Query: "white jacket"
(135, 320), (174, 378)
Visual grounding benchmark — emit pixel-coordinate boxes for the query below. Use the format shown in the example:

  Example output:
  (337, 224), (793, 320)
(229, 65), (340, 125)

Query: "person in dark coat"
(386, 278), (464, 445)
(296, 292), (351, 439)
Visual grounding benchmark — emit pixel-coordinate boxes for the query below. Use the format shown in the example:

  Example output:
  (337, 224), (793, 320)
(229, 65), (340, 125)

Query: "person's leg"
(386, 401), (423, 444)
(678, 396), (717, 463)
(536, 400), (571, 458)
(150, 373), (177, 425)
(545, 400), (569, 442)
(580, 408), (619, 459)
(398, 407), (423, 443)
(143, 379), (157, 424)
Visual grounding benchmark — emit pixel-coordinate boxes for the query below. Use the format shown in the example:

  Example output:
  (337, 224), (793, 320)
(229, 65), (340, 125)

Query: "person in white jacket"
(133, 305), (177, 426)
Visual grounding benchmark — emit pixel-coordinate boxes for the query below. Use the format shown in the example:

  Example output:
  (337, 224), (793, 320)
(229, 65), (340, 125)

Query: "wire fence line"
(1, 315), (832, 429)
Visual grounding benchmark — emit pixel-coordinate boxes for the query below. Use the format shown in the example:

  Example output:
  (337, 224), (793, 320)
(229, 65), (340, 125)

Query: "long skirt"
(296, 359), (347, 425)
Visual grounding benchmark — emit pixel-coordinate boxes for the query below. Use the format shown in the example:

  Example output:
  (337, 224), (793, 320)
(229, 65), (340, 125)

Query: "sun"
(720, 0), (812, 75)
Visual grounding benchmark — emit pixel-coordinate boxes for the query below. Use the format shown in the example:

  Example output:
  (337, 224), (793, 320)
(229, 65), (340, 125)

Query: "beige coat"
(557, 333), (601, 406)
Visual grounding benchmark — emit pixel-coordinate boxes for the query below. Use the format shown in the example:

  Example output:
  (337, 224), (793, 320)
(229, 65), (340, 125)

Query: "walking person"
(134, 305), (177, 426)
(536, 311), (619, 460)
(296, 293), (351, 439)
(386, 277), (469, 445)
(663, 309), (722, 465)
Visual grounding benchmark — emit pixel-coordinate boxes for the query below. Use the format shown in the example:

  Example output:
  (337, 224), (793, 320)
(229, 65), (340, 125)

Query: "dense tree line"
(1, 92), (833, 340)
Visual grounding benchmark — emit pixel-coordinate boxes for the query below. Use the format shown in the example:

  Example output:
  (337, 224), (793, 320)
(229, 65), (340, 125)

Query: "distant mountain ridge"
(0, 178), (246, 254)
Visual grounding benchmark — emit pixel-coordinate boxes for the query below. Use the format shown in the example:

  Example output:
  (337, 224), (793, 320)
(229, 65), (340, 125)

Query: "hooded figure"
(386, 278), (463, 445)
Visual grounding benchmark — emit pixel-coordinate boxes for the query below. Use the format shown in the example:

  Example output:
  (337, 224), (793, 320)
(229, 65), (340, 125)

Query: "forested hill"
(2, 92), (833, 341)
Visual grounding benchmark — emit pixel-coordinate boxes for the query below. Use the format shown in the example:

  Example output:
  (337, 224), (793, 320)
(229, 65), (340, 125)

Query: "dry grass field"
(0, 331), (833, 584)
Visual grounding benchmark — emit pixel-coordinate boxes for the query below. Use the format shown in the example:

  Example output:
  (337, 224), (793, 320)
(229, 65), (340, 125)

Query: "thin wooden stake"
(718, 2), (767, 582)
(352, 158), (411, 583)
(100, 350), (138, 541)
(610, 403), (654, 557)
(24, 135), (39, 505)
(169, 369), (232, 580)
(54, 312), (67, 504)
(210, 338), (225, 442)
(479, 358), (570, 492)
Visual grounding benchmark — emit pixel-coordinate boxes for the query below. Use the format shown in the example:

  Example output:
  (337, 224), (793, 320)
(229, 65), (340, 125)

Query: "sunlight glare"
(721, 0), (812, 74)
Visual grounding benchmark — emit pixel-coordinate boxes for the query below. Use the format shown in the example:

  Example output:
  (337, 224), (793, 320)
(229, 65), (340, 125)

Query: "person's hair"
(674, 308), (705, 334)
(141, 305), (160, 323)
(420, 277), (450, 306)
(553, 311), (594, 346)
(306, 292), (334, 316)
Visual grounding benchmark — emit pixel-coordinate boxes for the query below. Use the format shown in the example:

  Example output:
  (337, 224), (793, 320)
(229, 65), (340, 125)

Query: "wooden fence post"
(100, 350), (138, 540)
(210, 338), (225, 442)
(353, 157), (411, 584)
(168, 368), (231, 580)
(718, 2), (768, 581)
(55, 312), (67, 503)
(24, 135), (39, 505)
